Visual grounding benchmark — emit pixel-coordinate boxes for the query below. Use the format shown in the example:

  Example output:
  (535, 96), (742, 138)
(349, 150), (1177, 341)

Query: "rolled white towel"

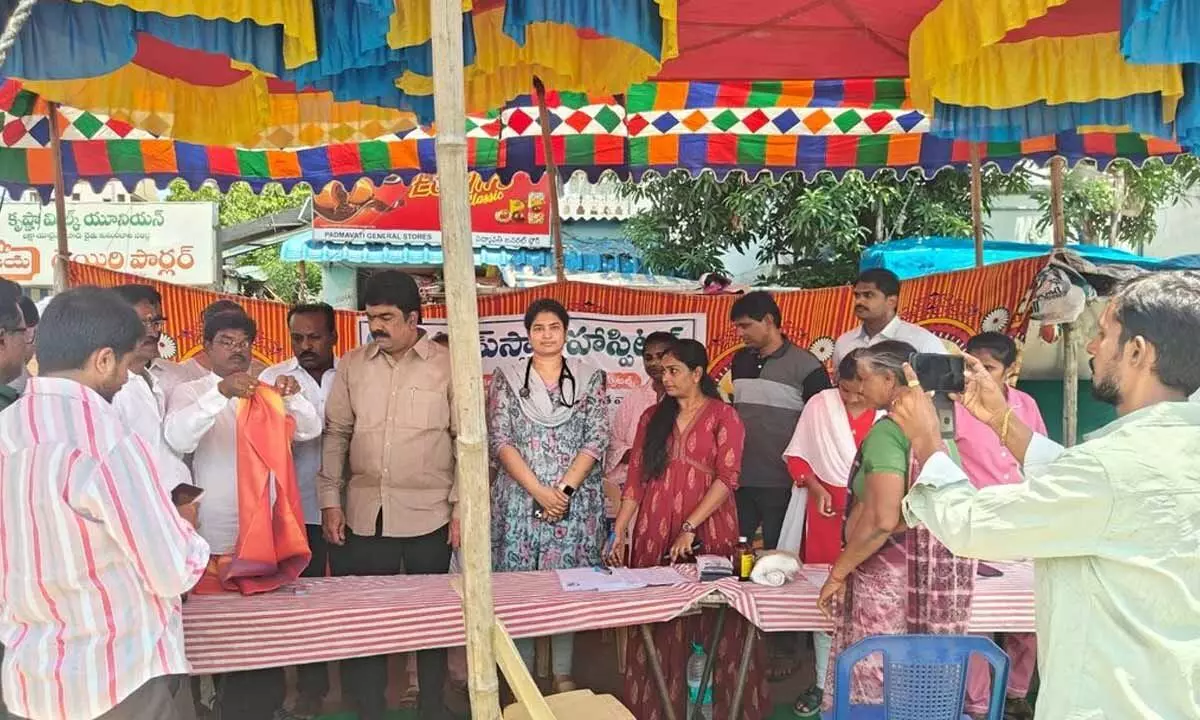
(749, 550), (800, 587)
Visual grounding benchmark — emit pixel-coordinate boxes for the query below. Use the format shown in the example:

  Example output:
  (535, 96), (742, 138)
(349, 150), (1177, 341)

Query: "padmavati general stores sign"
(312, 173), (551, 249)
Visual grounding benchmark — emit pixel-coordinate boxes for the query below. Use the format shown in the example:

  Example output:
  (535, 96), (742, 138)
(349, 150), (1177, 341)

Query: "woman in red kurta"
(610, 339), (770, 720)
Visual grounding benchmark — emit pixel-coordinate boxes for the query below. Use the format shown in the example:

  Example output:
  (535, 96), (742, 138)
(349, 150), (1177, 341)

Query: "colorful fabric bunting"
(0, 78), (1182, 200)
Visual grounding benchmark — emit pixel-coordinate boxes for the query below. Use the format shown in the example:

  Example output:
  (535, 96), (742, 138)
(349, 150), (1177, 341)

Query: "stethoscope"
(520, 357), (577, 408)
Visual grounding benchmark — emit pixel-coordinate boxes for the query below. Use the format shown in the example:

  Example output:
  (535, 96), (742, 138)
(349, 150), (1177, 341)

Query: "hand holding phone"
(910, 353), (964, 439)
(171, 483), (205, 506)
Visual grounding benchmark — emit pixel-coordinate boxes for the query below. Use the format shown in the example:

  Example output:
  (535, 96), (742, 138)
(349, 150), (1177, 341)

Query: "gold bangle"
(1000, 408), (1015, 446)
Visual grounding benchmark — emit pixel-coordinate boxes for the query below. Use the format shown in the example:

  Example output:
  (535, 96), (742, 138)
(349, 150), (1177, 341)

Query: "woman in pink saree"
(817, 341), (977, 714)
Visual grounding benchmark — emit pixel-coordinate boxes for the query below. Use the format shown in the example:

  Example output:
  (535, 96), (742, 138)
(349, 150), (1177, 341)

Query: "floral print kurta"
(622, 400), (771, 720)
(487, 366), (609, 572)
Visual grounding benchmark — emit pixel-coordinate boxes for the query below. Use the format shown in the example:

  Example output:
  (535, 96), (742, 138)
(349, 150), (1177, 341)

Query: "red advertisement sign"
(312, 173), (551, 248)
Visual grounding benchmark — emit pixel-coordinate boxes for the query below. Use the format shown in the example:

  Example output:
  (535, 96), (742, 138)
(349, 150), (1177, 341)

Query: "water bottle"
(686, 642), (714, 720)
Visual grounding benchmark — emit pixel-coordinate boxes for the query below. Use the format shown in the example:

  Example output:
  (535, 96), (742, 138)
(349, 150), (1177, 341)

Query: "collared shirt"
(604, 380), (660, 488)
(111, 369), (192, 494)
(903, 400), (1200, 720)
(149, 358), (207, 400)
(730, 339), (831, 488)
(5, 368), (28, 395)
(833, 315), (946, 365)
(0, 382), (18, 412)
(0, 378), (209, 720)
(319, 334), (456, 539)
(259, 357), (338, 525)
(954, 388), (1047, 489)
(164, 375), (321, 554)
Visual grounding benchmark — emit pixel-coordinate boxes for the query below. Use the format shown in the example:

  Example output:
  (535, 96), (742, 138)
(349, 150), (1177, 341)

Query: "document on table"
(556, 566), (692, 592)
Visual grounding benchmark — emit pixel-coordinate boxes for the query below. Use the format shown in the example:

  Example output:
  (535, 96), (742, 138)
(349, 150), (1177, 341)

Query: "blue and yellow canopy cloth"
(910, 0), (1200, 150)
(0, 0), (677, 147)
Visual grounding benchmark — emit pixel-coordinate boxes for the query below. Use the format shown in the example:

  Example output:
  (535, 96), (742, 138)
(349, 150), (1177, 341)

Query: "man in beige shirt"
(319, 270), (457, 720)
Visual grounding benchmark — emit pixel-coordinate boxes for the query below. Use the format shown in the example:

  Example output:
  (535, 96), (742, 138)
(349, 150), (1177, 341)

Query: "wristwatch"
(680, 521), (696, 535)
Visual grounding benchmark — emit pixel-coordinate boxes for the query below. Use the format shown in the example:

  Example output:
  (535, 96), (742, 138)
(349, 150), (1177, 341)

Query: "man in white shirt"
(164, 310), (321, 720)
(258, 303), (339, 719)
(889, 272), (1200, 720)
(833, 269), (945, 365)
(0, 287), (208, 720)
(111, 285), (192, 494)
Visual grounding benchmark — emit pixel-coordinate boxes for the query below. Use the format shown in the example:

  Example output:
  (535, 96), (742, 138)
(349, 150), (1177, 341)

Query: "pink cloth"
(954, 388), (1047, 490)
(966, 633), (1038, 711)
(956, 388), (1044, 712)
(603, 381), (660, 487)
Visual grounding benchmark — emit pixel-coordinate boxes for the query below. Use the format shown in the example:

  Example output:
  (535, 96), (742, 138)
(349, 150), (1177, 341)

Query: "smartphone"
(977, 562), (1004, 578)
(171, 482), (205, 506)
(533, 483), (575, 520)
(910, 353), (964, 439)
(910, 353), (966, 393)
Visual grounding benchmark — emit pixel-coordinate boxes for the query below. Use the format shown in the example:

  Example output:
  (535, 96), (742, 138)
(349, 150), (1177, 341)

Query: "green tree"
(619, 167), (1030, 287)
(1033, 156), (1200, 248)
(165, 180), (319, 302)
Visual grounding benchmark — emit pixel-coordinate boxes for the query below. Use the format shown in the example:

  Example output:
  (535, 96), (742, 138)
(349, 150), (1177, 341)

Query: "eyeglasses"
(142, 316), (168, 330)
(213, 337), (252, 352)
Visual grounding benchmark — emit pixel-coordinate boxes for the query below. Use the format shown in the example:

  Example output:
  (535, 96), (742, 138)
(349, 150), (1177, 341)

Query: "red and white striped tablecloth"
(715, 562), (1036, 634)
(183, 571), (713, 675)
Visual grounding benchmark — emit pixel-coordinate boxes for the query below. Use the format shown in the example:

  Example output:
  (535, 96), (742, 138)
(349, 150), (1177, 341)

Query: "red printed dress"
(622, 400), (770, 720)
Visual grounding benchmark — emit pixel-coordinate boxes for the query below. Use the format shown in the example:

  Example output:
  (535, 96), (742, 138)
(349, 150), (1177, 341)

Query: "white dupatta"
(776, 388), (883, 554)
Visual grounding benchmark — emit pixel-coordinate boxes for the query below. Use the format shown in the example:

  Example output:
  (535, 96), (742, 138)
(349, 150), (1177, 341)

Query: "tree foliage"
(619, 168), (1031, 287)
(1033, 156), (1200, 248)
(165, 180), (319, 302)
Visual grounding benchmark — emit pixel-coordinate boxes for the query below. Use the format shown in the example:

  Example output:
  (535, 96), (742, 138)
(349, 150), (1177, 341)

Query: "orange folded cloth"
(194, 386), (311, 596)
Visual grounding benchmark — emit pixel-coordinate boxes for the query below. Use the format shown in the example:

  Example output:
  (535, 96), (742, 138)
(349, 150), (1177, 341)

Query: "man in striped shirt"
(0, 287), (210, 720)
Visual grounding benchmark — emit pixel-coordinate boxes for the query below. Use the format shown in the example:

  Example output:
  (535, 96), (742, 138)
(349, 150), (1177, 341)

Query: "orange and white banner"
(70, 255), (1043, 389)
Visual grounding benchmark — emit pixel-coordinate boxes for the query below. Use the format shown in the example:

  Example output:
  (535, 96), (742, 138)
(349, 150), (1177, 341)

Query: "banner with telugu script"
(69, 256), (1044, 393)
(417, 312), (707, 409)
(3, 202), (217, 287)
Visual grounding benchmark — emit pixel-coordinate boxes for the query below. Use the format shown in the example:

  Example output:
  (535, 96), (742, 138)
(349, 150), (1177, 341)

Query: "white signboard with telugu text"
(357, 311), (708, 408)
(0, 201), (217, 286)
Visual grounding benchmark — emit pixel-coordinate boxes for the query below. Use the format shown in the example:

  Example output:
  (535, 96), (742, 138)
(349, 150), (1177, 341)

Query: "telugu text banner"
(0, 202), (217, 287)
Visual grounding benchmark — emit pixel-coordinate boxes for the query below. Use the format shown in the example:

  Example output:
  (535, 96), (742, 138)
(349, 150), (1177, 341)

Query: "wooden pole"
(532, 77), (565, 283)
(48, 102), (70, 294)
(297, 260), (308, 301)
(1049, 156), (1078, 446)
(428, 0), (501, 717)
(969, 144), (984, 268)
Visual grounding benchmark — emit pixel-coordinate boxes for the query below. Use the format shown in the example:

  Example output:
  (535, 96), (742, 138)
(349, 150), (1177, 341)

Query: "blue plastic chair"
(826, 634), (1010, 720)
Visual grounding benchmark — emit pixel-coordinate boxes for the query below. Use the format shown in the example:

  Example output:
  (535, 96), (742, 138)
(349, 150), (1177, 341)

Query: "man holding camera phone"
(890, 272), (1200, 720)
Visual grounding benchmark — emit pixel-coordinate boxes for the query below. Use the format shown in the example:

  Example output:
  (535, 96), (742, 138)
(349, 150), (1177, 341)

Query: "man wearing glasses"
(112, 285), (194, 494)
(0, 281), (29, 413)
(164, 309), (321, 720)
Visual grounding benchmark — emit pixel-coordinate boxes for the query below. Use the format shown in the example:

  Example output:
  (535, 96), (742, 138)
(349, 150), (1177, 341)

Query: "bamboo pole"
(428, 0), (501, 717)
(1049, 156), (1078, 446)
(969, 144), (984, 268)
(532, 77), (565, 283)
(48, 102), (70, 294)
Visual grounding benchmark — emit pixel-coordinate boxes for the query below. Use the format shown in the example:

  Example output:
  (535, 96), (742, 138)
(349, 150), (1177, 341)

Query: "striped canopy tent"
(0, 77), (1184, 201)
(0, 0), (678, 146)
(909, 0), (1200, 148)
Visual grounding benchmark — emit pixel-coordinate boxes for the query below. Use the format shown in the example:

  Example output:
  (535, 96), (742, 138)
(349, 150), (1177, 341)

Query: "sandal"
(792, 685), (823, 718)
(397, 686), (420, 710)
(1005, 697), (1035, 720)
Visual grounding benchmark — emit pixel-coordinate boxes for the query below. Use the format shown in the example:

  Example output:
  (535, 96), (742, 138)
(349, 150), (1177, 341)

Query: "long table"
(182, 563), (1036, 675)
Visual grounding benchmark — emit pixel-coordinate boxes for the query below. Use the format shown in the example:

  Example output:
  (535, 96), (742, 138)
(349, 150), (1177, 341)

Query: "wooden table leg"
(729, 625), (758, 720)
(690, 605), (725, 720)
(639, 623), (678, 720)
